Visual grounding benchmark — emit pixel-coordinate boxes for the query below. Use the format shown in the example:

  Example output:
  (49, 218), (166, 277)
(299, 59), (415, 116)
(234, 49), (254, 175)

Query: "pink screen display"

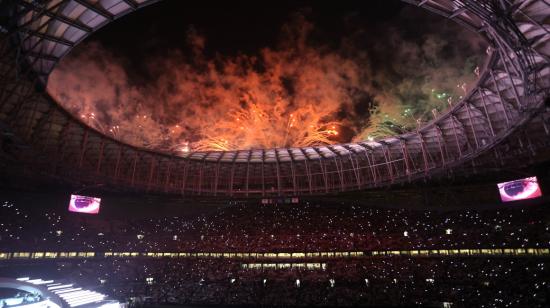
(497, 177), (542, 202)
(68, 194), (101, 214)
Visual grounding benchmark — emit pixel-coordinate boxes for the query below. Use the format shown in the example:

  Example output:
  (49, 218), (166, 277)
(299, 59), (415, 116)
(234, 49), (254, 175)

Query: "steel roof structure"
(0, 0), (549, 197)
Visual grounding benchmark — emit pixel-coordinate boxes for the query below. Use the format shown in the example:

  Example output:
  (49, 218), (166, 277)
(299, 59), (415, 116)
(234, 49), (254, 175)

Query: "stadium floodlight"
(66, 293), (105, 304)
(34, 280), (55, 285)
(69, 300), (105, 308)
(66, 297), (102, 305)
(59, 291), (92, 301)
(53, 288), (83, 294)
(48, 283), (73, 291)
(28, 279), (55, 285)
(60, 290), (94, 300)
(97, 302), (121, 308)
(48, 284), (74, 290)
(65, 294), (105, 305)
(67, 294), (106, 307)
(47, 283), (62, 287)
(62, 291), (101, 300)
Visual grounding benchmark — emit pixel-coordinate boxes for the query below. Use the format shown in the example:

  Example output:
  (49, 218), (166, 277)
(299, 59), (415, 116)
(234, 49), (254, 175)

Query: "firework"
(191, 102), (341, 151)
(48, 14), (486, 153)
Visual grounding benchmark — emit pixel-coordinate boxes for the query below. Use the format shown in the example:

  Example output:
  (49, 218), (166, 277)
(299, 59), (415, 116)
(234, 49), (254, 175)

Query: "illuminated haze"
(47, 7), (486, 153)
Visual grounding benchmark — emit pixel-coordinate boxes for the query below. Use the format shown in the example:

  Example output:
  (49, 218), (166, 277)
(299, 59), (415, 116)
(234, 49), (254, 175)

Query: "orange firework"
(191, 102), (340, 151)
(49, 16), (485, 154)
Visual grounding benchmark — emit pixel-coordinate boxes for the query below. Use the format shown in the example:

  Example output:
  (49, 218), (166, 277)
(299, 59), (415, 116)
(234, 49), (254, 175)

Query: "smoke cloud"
(47, 7), (486, 153)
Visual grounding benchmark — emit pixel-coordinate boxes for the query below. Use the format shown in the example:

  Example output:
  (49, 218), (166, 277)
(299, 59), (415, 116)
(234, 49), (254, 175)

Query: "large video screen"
(497, 176), (542, 202)
(68, 194), (101, 214)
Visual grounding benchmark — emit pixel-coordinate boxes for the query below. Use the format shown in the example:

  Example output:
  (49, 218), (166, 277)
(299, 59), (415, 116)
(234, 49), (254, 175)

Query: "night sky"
(93, 0), (407, 64)
(81, 0), (417, 94)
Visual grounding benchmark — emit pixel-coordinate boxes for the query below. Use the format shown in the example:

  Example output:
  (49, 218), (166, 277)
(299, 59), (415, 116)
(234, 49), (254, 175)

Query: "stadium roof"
(0, 0), (548, 196)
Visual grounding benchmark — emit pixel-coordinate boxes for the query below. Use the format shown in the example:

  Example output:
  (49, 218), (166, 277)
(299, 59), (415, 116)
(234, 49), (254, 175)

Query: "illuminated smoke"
(47, 9), (485, 153)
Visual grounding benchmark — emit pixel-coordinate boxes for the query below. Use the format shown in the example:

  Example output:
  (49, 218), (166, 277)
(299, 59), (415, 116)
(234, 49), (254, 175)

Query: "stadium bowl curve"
(0, 0), (548, 196)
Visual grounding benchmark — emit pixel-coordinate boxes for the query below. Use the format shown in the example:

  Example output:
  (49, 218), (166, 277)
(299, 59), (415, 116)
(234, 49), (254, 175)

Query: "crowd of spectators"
(1, 200), (549, 252)
(1, 199), (550, 307)
(2, 256), (549, 307)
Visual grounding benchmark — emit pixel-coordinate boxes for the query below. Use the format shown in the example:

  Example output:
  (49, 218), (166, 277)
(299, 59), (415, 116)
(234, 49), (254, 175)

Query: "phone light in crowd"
(497, 176), (542, 202)
(68, 195), (101, 214)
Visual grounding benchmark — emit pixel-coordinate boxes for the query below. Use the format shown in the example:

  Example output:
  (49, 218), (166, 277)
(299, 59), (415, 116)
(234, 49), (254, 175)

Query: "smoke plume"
(47, 7), (486, 153)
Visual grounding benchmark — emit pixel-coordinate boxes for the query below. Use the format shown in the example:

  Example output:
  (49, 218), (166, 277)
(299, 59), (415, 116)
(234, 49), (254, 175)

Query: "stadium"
(0, 0), (549, 307)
